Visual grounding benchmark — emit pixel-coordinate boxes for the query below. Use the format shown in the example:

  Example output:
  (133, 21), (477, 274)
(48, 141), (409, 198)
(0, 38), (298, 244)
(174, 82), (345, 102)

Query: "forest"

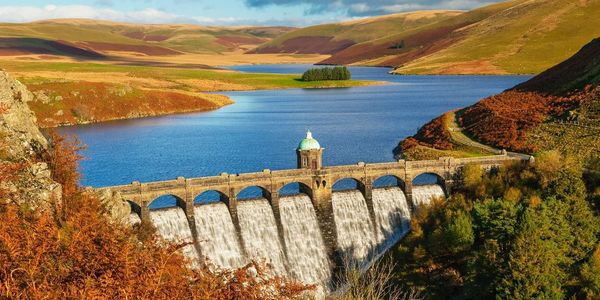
(388, 151), (600, 299)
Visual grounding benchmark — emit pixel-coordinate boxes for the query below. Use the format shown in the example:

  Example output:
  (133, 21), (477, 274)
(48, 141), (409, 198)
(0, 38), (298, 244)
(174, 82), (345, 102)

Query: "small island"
(301, 66), (351, 81)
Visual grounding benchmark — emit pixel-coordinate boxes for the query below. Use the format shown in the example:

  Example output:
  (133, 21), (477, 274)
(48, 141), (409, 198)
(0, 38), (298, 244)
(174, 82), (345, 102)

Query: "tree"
(443, 210), (474, 254)
(301, 66), (351, 81)
(496, 199), (570, 299)
(580, 244), (600, 299)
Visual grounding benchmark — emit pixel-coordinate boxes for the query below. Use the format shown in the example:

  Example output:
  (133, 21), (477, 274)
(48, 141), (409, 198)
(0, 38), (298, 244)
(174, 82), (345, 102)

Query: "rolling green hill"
(254, 0), (600, 75)
(251, 10), (461, 55)
(0, 19), (294, 57)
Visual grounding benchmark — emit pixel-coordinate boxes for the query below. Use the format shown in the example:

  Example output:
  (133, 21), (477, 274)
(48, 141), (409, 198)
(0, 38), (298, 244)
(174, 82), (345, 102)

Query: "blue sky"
(0, 0), (503, 26)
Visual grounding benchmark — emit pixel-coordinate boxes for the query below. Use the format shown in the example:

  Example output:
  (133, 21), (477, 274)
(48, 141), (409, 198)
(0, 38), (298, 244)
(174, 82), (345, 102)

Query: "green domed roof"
(298, 130), (321, 150)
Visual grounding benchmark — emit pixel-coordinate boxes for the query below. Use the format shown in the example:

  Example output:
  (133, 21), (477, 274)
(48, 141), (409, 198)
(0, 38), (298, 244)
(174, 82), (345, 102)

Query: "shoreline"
(40, 79), (387, 128)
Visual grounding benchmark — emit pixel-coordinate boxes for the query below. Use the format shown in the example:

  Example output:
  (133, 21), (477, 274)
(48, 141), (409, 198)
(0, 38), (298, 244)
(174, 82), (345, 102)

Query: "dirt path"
(447, 111), (531, 159)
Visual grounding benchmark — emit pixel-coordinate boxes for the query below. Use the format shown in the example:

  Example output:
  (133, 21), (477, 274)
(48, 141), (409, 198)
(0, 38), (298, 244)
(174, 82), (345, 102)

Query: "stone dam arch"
(98, 154), (525, 290)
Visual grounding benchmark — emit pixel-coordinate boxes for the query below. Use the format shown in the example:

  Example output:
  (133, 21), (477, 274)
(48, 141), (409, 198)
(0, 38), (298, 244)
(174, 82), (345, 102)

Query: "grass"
(255, 10), (460, 49)
(2, 60), (378, 90)
(0, 19), (295, 55)
(395, 0), (600, 74)
(1, 59), (378, 127)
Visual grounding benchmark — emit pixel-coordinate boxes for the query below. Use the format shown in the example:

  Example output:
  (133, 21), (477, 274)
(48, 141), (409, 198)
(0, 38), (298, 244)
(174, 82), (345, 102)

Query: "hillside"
(398, 37), (600, 162)
(250, 10), (461, 55)
(254, 0), (600, 75)
(0, 19), (294, 58)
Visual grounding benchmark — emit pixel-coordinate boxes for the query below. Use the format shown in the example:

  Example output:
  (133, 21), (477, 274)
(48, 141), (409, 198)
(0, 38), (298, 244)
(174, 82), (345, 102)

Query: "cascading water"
(138, 183), (447, 296)
(279, 194), (331, 286)
(412, 184), (446, 207)
(149, 207), (200, 265)
(194, 202), (245, 269)
(237, 198), (287, 275)
(332, 190), (377, 266)
(372, 187), (411, 247)
(129, 213), (141, 226)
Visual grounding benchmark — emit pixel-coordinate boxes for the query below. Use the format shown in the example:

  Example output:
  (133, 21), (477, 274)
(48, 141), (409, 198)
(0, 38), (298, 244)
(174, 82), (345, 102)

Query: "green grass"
(396, 0), (600, 74)
(256, 10), (460, 49)
(2, 60), (378, 91)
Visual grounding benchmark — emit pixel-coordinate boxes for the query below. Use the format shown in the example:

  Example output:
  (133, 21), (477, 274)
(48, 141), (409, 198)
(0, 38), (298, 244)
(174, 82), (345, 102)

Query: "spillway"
(194, 202), (245, 269)
(332, 190), (377, 266)
(412, 184), (446, 207)
(372, 187), (411, 247)
(139, 184), (446, 295)
(279, 194), (331, 286)
(237, 198), (287, 275)
(149, 207), (200, 265)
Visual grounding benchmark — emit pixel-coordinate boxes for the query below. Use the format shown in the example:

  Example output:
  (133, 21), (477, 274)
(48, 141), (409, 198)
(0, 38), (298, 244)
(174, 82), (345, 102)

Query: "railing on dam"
(96, 154), (525, 215)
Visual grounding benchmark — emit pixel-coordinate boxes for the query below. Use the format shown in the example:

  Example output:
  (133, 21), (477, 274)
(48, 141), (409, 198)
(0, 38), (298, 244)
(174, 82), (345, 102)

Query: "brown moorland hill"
(0, 19), (295, 59)
(254, 0), (600, 75)
(398, 37), (600, 156)
(251, 10), (461, 56)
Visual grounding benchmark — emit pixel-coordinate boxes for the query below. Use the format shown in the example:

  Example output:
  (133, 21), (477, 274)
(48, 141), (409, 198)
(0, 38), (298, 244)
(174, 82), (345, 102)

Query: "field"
(1, 59), (377, 127)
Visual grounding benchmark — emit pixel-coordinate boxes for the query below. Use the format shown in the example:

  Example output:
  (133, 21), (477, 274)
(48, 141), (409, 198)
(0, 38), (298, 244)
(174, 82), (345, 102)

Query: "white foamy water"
(129, 213), (141, 226)
(237, 198), (287, 275)
(149, 207), (200, 264)
(372, 187), (411, 246)
(412, 184), (445, 207)
(194, 203), (245, 269)
(332, 190), (377, 266)
(143, 186), (447, 296)
(280, 195), (331, 285)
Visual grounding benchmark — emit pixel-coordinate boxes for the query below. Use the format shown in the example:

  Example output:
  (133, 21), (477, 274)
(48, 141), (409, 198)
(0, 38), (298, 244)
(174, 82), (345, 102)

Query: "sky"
(0, 0), (503, 26)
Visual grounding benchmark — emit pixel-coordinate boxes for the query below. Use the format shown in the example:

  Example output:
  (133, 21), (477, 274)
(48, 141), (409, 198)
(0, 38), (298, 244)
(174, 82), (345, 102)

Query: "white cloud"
(0, 4), (332, 26)
(0, 4), (231, 24)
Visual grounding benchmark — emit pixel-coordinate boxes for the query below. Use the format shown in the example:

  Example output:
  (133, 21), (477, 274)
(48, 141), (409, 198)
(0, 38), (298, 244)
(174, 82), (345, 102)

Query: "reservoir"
(58, 65), (530, 189)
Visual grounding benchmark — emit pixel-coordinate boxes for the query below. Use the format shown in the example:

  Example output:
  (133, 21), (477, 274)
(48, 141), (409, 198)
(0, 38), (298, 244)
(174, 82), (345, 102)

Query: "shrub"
(0, 133), (314, 299)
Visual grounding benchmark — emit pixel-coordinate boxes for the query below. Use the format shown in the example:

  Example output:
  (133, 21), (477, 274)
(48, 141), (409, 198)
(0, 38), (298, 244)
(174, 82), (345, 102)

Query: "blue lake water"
(58, 64), (529, 194)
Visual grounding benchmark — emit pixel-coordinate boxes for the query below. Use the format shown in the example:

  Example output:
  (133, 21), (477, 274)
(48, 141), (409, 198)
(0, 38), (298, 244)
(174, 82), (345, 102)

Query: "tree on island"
(301, 66), (351, 81)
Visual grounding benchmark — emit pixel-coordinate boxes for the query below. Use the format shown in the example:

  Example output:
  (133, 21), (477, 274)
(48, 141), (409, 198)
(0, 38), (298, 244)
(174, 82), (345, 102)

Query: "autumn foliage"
(400, 113), (453, 152)
(27, 81), (228, 127)
(459, 86), (598, 152)
(0, 133), (313, 299)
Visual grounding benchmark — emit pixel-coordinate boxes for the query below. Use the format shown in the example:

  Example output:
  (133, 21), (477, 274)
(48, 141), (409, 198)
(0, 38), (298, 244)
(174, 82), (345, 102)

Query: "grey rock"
(0, 70), (61, 211)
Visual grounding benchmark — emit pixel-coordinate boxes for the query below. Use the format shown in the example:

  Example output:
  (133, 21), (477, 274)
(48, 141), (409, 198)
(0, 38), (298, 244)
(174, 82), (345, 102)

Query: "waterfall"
(149, 207), (200, 265)
(139, 183), (447, 296)
(332, 190), (377, 266)
(279, 195), (331, 286)
(129, 213), (141, 226)
(412, 184), (446, 207)
(237, 198), (287, 275)
(372, 187), (411, 247)
(194, 203), (245, 269)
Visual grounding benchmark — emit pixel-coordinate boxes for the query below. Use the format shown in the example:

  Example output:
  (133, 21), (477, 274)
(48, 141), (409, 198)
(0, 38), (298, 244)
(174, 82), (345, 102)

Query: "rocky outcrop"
(95, 189), (131, 224)
(0, 70), (61, 210)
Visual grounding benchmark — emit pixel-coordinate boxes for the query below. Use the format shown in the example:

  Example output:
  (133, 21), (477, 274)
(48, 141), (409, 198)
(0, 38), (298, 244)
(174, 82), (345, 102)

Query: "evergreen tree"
(496, 199), (570, 299)
(301, 66), (351, 81)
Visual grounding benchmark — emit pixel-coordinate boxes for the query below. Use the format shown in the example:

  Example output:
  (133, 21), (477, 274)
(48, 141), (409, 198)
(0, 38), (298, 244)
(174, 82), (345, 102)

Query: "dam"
(98, 131), (522, 290)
